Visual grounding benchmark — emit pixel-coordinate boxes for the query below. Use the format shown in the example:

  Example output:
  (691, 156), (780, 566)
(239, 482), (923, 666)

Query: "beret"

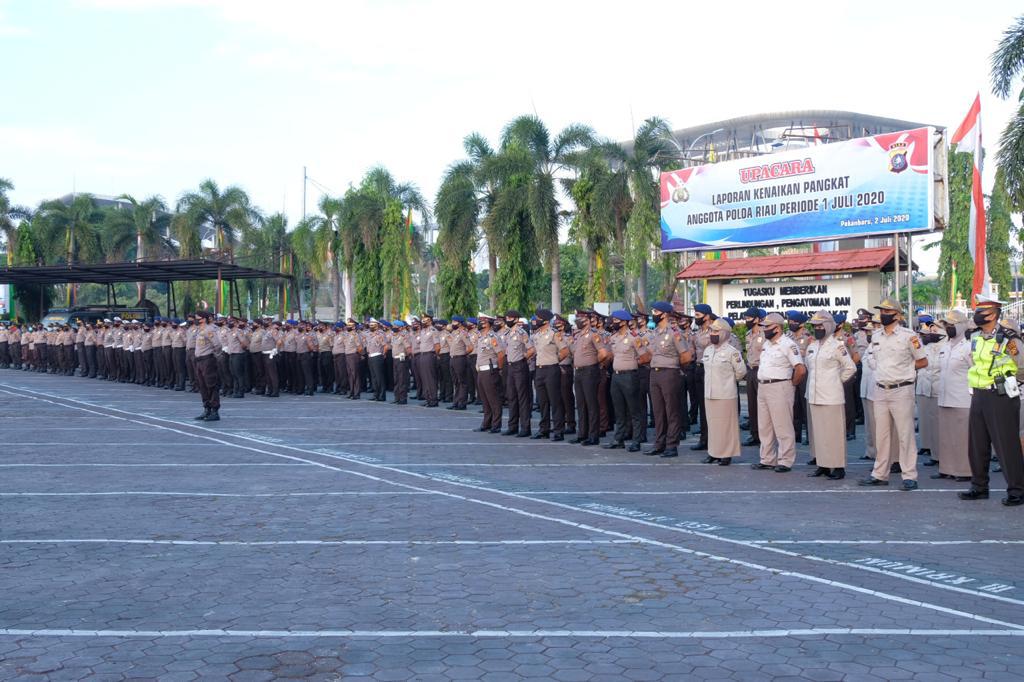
(451, 315), (464, 323)
(786, 310), (809, 323)
(833, 312), (847, 324)
(611, 309), (632, 322)
(694, 304), (713, 315)
(651, 301), (673, 314)
(535, 308), (554, 322)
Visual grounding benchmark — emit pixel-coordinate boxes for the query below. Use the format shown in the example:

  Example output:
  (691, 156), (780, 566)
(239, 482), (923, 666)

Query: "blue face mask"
(646, 321), (656, 330)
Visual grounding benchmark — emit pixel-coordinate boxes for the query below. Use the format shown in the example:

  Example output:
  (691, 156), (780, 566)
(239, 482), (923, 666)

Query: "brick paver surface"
(1, 371), (1022, 680)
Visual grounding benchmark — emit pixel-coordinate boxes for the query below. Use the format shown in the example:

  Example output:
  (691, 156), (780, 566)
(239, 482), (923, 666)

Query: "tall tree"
(34, 194), (105, 266)
(932, 150), (974, 306)
(1, 178), (32, 266)
(499, 115), (594, 313)
(299, 195), (344, 320)
(435, 160), (480, 316)
(290, 216), (323, 318)
(104, 194), (172, 301)
(240, 213), (291, 317)
(991, 14), (1024, 209)
(11, 219), (51, 320)
(176, 180), (262, 263)
(987, 167), (1014, 296)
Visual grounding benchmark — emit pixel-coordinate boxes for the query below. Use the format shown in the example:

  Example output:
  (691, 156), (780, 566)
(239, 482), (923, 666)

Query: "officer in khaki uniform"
(602, 309), (651, 452)
(502, 312), (533, 437)
(473, 313), (505, 433)
(570, 311), (603, 446)
(646, 301), (692, 458)
(859, 298), (927, 491)
(529, 308), (569, 441)
(752, 312), (806, 472)
(805, 310), (857, 480)
(741, 307), (765, 446)
(448, 316), (471, 410)
(193, 313), (222, 421)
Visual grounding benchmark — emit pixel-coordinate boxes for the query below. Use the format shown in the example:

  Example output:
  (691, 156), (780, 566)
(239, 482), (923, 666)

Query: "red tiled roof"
(676, 247), (903, 281)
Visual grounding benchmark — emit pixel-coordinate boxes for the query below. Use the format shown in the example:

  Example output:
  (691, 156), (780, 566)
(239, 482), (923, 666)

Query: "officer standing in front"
(193, 312), (222, 421)
(529, 308), (569, 441)
(474, 313), (505, 433)
(859, 298), (927, 491)
(602, 309), (651, 452)
(959, 296), (1024, 506)
(646, 301), (692, 458)
(502, 312), (532, 437)
(752, 313), (805, 473)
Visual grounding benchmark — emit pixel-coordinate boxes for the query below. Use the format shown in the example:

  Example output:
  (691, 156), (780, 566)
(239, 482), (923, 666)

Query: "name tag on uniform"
(369, 352), (382, 357)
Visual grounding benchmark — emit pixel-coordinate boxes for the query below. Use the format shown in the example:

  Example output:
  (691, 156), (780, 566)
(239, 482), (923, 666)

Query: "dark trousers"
(251, 351), (266, 394)
(417, 353), (438, 405)
(186, 349), (196, 388)
(217, 352), (232, 393)
(745, 366), (760, 438)
(610, 370), (643, 445)
(346, 353), (361, 398)
(393, 359), (410, 402)
(560, 365), (575, 430)
(793, 375), (808, 437)
(574, 364), (600, 441)
(438, 353), (452, 402)
(411, 352), (422, 398)
(195, 355), (221, 411)
(968, 389), (1024, 498)
(685, 365), (700, 426)
(173, 347), (187, 389)
(854, 362), (865, 420)
(0, 341), (7, 366)
(142, 349), (154, 383)
(133, 351), (145, 384)
(638, 365), (650, 431)
(161, 347), (173, 386)
(333, 354), (347, 393)
(10, 342), (20, 368)
(75, 343), (86, 375)
(85, 345), (97, 378)
(477, 367), (502, 430)
(319, 351), (333, 392)
(467, 355), (478, 403)
(843, 377), (857, 437)
(299, 353), (315, 394)
(229, 353), (247, 396)
(264, 354), (279, 396)
(535, 364), (564, 435)
(650, 367), (683, 449)
(506, 360), (531, 433)
(694, 364), (708, 444)
(451, 355), (468, 408)
(369, 354), (386, 400)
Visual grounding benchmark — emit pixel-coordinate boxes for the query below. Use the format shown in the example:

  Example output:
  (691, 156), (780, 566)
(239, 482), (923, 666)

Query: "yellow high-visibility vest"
(968, 334), (1017, 389)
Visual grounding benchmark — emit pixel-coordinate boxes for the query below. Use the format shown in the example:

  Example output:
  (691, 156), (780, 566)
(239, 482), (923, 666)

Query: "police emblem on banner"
(888, 141), (908, 174)
(671, 186), (690, 203)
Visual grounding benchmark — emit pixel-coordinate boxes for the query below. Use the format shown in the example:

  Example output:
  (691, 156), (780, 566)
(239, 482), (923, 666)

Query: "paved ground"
(1, 370), (1023, 681)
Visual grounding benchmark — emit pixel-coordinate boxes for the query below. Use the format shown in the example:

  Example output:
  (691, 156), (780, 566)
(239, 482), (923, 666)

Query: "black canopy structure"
(0, 259), (296, 318)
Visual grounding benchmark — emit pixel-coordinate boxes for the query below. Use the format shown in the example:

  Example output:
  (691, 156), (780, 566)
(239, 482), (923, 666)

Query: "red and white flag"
(950, 94), (991, 303)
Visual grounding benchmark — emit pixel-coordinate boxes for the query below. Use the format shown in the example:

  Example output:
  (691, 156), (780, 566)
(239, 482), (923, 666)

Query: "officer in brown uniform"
(602, 309), (651, 452)
(390, 320), (411, 404)
(262, 321), (282, 397)
(448, 316), (471, 410)
(529, 308), (570, 441)
(437, 320), (453, 404)
(690, 304), (715, 450)
(185, 315), (198, 391)
(473, 313), (505, 433)
(555, 316), (576, 435)
(365, 318), (389, 401)
(193, 313), (222, 421)
(315, 322), (333, 393)
(417, 314), (440, 406)
(502, 312), (533, 437)
(647, 301), (693, 458)
(740, 307), (765, 446)
(570, 311), (602, 445)
(225, 319), (249, 398)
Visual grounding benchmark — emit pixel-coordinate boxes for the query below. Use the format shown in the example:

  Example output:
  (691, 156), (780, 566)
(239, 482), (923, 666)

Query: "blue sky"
(2, 0), (1022, 275)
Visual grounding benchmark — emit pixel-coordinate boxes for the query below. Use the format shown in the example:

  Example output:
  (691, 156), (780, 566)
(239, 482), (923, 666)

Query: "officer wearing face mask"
(805, 310), (857, 480)
(914, 315), (942, 464)
(689, 304), (716, 451)
(740, 307), (766, 446)
(935, 310), (972, 482)
(859, 298), (927, 491)
(785, 310), (812, 447)
(751, 312), (805, 472)
(959, 295), (1024, 506)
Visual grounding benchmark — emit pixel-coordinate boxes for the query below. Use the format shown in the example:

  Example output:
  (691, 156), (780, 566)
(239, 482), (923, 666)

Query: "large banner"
(660, 127), (936, 251)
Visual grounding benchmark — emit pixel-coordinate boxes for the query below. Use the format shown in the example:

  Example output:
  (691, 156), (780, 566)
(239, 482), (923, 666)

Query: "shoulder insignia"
(1009, 340), (1019, 356)
(910, 336), (921, 349)
(792, 347), (799, 356)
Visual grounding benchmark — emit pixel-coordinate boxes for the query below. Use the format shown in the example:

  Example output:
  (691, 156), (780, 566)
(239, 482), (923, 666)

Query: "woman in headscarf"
(701, 317), (746, 465)
(934, 310), (972, 481)
(805, 310), (857, 479)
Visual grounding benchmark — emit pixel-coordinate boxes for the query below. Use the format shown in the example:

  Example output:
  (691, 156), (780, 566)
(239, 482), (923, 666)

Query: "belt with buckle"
(876, 380), (914, 389)
(614, 369), (637, 374)
(759, 378), (787, 384)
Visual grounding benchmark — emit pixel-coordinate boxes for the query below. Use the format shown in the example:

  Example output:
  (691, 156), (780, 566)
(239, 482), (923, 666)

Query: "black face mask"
(788, 322), (802, 333)
(764, 327), (779, 340)
(945, 325), (958, 339)
(813, 328), (826, 340)
(709, 334), (720, 345)
(973, 311), (992, 327)
(743, 318), (754, 329)
(880, 313), (898, 326)
(652, 313), (664, 325)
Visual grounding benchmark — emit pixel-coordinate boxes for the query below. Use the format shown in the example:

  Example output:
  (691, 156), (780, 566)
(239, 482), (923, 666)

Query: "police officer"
(959, 296), (1024, 506)
(935, 311), (972, 482)
(474, 313), (505, 433)
(751, 312), (805, 473)
(529, 308), (569, 441)
(571, 310), (602, 446)
(193, 312), (222, 421)
(741, 307), (765, 446)
(702, 317), (746, 465)
(646, 301), (692, 458)
(365, 318), (388, 401)
(786, 310), (811, 446)
(502, 311), (532, 437)
(602, 309), (651, 452)
(859, 298), (927, 491)
(805, 310), (856, 480)
(689, 304), (715, 450)
(417, 313), (440, 406)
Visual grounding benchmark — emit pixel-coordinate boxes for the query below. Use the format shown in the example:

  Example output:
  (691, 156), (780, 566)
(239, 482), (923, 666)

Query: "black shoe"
(859, 477), (888, 486)
(807, 467), (828, 477)
(602, 441), (624, 450)
(194, 409), (210, 420)
(958, 489), (989, 500)
(1002, 495), (1024, 506)
(859, 455), (872, 460)
(701, 455), (716, 464)
(564, 428), (576, 435)
(489, 428), (502, 434)
(751, 463), (771, 470)
(742, 436), (760, 446)
(501, 429), (517, 436)
(717, 457), (730, 466)
(827, 468), (845, 480)
(917, 448), (930, 458)
(474, 426), (490, 432)
(930, 473), (950, 479)
(627, 442), (641, 452)
(583, 438), (599, 446)
(531, 432), (550, 440)
(517, 431), (531, 438)
(446, 405), (458, 410)
(644, 447), (665, 456)
(774, 465), (791, 473)
(203, 410), (220, 422)
(901, 479), (917, 490)
(922, 459), (938, 467)
(890, 463), (902, 473)
(550, 434), (564, 442)
(845, 433), (855, 441)
(953, 476), (971, 482)
(689, 442), (708, 451)
(807, 458), (817, 466)
(660, 448), (679, 458)
(570, 438), (586, 444)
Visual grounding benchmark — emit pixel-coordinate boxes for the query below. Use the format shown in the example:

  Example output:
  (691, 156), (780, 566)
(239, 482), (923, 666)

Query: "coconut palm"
(290, 216), (324, 318)
(176, 180), (262, 262)
(498, 115), (594, 313)
(1, 178), (32, 265)
(435, 160), (481, 316)
(304, 195), (344, 320)
(239, 212), (291, 316)
(33, 194), (105, 265)
(992, 14), (1024, 207)
(103, 194), (173, 301)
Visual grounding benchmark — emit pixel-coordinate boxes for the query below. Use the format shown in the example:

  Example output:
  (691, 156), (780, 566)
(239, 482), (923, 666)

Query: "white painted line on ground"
(751, 539), (1024, 545)
(0, 627), (1020, 639)
(0, 463), (314, 468)
(3, 383), (1021, 632)
(0, 538), (633, 546)
(392, 462), (734, 466)
(518, 489), (972, 495)
(0, 491), (433, 497)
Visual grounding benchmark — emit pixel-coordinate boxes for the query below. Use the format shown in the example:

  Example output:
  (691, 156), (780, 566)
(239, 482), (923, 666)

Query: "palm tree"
(290, 216), (323, 319)
(992, 14), (1024, 207)
(104, 194), (172, 301)
(34, 194), (105, 265)
(240, 212), (291, 317)
(0, 178), (32, 266)
(435, 160), (481, 316)
(176, 180), (262, 262)
(304, 195), (344, 320)
(498, 115), (594, 313)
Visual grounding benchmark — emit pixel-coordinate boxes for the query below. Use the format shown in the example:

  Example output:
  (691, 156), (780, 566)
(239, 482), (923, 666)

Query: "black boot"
(827, 468), (845, 480)
(807, 467), (828, 477)
(194, 408), (210, 420)
(204, 409), (220, 422)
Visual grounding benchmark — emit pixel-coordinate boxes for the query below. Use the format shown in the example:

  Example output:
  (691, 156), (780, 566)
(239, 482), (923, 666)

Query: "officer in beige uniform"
(646, 301), (692, 458)
(702, 318), (746, 464)
(502, 313), (533, 437)
(935, 310), (972, 481)
(805, 310), (857, 480)
(474, 313), (505, 433)
(416, 314), (440, 406)
(752, 312), (806, 472)
(529, 308), (569, 441)
(570, 311), (603, 446)
(193, 313), (222, 421)
(448, 316), (471, 410)
(741, 307), (765, 446)
(860, 298), (927, 491)
(602, 309), (651, 452)
(390, 320), (411, 404)
(365, 319), (389, 401)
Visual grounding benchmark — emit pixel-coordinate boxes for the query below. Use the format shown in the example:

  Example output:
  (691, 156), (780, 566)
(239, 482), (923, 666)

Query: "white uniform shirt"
(805, 336), (856, 405)
(702, 343), (745, 400)
(757, 335), (804, 380)
(936, 336), (972, 409)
